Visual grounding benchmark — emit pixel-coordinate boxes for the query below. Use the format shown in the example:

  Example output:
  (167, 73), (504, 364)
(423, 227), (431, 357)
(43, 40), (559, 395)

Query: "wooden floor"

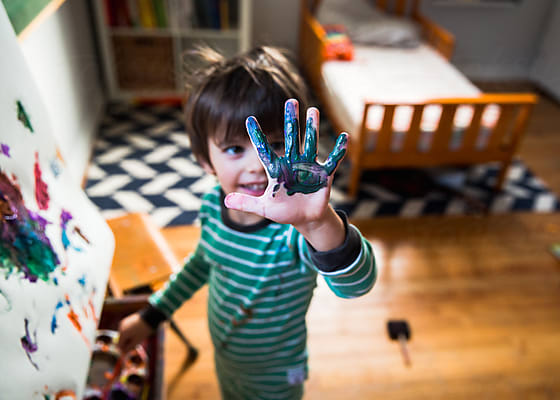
(159, 89), (560, 399)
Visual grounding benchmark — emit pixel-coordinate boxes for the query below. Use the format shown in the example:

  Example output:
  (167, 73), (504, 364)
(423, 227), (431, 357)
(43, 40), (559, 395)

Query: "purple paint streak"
(21, 318), (39, 370)
(1, 144), (10, 157)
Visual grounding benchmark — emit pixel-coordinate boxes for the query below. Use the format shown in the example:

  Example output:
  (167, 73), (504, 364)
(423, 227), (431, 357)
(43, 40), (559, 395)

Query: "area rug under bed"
(85, 102), (560, 227)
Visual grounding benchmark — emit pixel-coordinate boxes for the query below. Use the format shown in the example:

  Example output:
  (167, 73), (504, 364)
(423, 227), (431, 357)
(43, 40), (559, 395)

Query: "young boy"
(118, 46), (376, 399)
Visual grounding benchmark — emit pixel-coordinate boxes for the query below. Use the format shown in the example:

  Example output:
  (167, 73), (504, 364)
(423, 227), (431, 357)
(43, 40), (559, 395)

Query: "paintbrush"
(387, 319), (412, 367)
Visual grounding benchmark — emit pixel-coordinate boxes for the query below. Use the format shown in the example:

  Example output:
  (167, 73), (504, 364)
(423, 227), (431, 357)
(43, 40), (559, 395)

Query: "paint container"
(108, 345), (150, 400)
(86, 330), (121, 392)
(55, 390), (78, 399)
(84, 329), (150, 400)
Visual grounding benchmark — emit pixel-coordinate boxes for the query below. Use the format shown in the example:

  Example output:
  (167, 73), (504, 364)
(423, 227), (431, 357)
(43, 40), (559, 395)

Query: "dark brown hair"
(184, 46), (309, 166)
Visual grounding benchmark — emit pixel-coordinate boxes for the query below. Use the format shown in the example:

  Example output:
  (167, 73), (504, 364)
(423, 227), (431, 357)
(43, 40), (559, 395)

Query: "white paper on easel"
(0, 6), (114, 399)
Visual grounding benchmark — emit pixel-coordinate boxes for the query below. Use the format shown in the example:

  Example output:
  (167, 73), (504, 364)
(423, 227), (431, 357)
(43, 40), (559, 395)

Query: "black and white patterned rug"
(85, 102), (560, 227)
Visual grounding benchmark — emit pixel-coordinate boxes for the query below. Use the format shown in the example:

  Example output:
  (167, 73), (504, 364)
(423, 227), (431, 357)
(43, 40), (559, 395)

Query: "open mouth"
(239, 182), (267, 196)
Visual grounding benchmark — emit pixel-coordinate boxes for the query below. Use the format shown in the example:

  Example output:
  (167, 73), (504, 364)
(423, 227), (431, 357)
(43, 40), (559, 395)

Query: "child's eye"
(223, 145), (244, 155)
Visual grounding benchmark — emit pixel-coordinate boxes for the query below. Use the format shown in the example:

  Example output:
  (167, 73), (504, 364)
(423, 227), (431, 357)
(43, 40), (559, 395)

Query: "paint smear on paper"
(60, 210), (87, 254)
(21, 318), (39, 370)
(65, 294), (91, 349)
(60, 209), (73, 250)
(16, 100), (34, 133)
(0, 170), (59, 283)
(73, 226), (90, 244)
(50, 148), (66, 178)
(1, 144), (10, 157)
(34, 152), (50, 210)
(51, 301), (64, 334)
(0, 288), (12, 313)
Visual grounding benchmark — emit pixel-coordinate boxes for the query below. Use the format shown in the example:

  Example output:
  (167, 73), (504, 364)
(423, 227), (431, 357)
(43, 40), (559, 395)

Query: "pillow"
(316, 0), (421, 48)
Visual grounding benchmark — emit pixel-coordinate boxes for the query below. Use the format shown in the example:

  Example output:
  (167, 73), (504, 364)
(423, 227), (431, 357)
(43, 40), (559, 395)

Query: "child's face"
(201, 131), (284, 223)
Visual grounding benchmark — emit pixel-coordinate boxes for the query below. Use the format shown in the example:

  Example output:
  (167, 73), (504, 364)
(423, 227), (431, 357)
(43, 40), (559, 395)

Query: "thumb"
(224, 192), (267, 217)
(117, 334), (132, 354)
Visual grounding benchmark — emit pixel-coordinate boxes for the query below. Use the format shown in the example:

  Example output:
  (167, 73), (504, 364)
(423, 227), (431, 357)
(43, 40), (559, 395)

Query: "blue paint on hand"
(246, 99), (347, 196)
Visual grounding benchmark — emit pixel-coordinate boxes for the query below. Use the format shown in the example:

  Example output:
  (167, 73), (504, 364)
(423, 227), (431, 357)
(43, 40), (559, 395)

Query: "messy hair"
(183, 46), (309, 166)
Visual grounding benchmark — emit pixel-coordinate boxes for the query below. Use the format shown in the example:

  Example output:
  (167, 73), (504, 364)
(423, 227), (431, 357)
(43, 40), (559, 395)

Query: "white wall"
(20, 0), (104, 185)
(420, 0), (554, 81)
(252, 0), (301, 56)
(530, 1), (560, 101)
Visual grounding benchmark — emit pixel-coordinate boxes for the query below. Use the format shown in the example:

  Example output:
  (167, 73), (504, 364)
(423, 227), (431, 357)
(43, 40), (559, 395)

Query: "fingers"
(117, 313), (150, 354)
(117, 325), (135, 354)
(224, 192), (266, 217)
(246, 116), (278, 173)
(284, 99), (300, 160)
(324, 132), (348, 176)
(117, 335), (133, 354)
(303, 107), (319, 162)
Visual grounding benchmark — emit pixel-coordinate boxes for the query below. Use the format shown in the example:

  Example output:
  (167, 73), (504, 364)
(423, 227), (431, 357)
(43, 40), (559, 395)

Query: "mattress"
(320, 44), (500, 151)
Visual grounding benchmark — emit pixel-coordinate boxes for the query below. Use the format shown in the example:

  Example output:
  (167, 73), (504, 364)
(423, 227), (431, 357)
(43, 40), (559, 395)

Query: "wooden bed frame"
(299, 0), (538, 197)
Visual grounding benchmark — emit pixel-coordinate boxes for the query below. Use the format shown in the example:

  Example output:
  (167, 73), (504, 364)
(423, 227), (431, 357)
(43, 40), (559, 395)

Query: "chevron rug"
(85, 102), (560, 227)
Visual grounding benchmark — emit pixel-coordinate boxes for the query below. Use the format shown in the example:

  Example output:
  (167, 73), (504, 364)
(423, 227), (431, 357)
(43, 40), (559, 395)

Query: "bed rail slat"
(458, 104), (485, 155)
(377, 105), (396, 153)
(402, 105), (424, 153)
(432, 104), (458, 154)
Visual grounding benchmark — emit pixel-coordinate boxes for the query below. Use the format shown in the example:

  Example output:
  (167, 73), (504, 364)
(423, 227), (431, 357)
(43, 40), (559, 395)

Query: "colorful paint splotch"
(0, 170), (59, 283)
(21, 318), (39, 370)
(51, 300), (64, 334)
(245, 99), (347, 197)
(34, 152), (50, 210)
(49, 148), (66, 178)
(16, 100), (34, 133)
(60, 209), (73, 250)
(60, 209), (87, 254)
(1, 143), (10, 157)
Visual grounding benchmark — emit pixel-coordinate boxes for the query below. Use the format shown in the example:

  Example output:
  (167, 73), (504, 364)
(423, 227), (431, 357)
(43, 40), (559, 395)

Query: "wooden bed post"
(494, 100), (536, 191)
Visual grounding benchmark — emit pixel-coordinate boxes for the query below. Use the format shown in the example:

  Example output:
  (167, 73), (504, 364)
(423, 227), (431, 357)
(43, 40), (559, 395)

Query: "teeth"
(244, 183), (266, 191)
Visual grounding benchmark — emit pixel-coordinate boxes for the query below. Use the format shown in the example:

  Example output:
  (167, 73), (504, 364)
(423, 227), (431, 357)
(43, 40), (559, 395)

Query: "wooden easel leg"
(168, 318), (199, 364)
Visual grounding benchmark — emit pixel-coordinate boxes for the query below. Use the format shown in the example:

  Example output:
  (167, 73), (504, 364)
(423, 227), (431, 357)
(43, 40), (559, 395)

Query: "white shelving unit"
(92, 0), (252, 100)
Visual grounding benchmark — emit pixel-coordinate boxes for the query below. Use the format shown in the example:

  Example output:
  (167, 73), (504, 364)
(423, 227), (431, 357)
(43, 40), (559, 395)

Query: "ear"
(200, 159), (216, 175)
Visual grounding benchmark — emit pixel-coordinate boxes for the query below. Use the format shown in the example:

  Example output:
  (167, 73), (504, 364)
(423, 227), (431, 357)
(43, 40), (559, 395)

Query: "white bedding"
(321, 44), (500, 151)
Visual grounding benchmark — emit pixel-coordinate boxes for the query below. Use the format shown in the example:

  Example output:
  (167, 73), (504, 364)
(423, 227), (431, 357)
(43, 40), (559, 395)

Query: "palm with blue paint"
(225, 99), (347, 226)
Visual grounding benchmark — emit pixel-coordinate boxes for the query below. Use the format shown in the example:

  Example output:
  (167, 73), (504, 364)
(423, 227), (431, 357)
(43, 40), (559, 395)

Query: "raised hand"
(224, 99), (347, 227)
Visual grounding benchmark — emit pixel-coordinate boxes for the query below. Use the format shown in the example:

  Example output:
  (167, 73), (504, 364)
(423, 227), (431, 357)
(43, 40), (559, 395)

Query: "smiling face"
(200, 129), (284, 225)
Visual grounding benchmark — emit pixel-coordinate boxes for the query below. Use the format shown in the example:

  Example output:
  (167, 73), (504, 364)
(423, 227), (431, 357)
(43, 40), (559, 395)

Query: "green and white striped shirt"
(148, 186), (376, 386)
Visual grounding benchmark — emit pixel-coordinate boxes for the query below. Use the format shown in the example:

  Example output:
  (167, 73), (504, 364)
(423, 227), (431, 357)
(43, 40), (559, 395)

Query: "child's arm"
(224, 99), (348, 251)
(300, 215), (377, 298)
(117, 245), (211, 352)
(225, 99), (376, 297)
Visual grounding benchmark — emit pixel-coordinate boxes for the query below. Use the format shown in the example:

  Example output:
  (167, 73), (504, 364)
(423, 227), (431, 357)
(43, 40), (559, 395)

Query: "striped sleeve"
(298, 223), (376, 299)
(148, 191), (218, 317)
(148, 244), (211, 317)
